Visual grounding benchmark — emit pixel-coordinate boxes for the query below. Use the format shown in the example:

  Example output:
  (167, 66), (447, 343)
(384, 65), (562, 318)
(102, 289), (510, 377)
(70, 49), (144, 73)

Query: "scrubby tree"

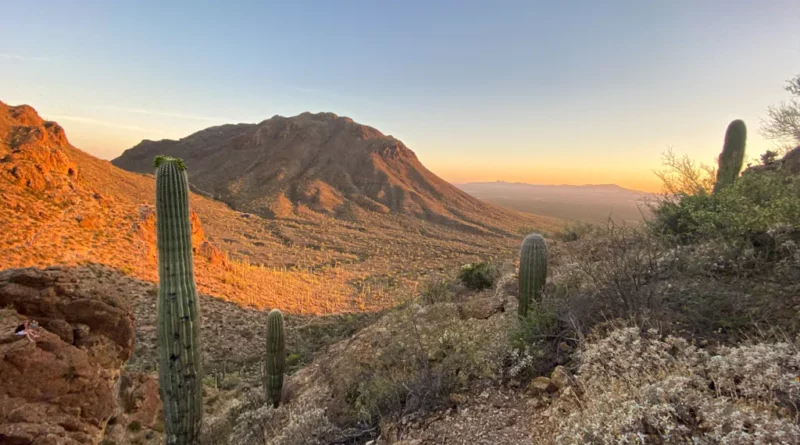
(762, 73), (800, 145)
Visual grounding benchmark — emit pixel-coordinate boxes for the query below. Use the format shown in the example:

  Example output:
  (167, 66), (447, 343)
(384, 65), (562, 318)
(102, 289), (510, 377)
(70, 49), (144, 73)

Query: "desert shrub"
(552, 218), (799, 340)
(556, 221), (673, 328)
(649, 191), (717, 241)
(202, 388), (340, 445)
(200, 390), (261, 445)
(651, 154), (800, 249)
(555, 221), (596, 242)
(286, 311), (384, 372)
(419, 276), (452, 304)
(545, 327), (800, 444)
(457, 262), (500, 290)
(228, 394), (338, 445)
(509, 307), (558, 350)
(323, 302), (510, 425)
(506, 305), (560, 379)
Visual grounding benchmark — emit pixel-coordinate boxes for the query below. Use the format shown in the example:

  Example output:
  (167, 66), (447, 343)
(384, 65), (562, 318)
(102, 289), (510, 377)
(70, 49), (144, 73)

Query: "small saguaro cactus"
(265, 308), (286, 408)
(713, 119), (747, 193)
(154, 155), (203, 444)
(518, 233), (548, 318)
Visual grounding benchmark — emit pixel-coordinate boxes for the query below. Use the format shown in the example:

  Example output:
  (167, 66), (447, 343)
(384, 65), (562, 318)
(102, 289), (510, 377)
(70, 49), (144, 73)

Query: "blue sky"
(1, 1), (798, 191)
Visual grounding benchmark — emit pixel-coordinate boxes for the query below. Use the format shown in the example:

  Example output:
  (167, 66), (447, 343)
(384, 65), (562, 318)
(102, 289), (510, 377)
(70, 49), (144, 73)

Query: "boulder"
(782, 146), (800, 174)
(449, 393), (468, 406)
(0, 267), (135, 445)
(118, 372), (161, 429)
(529, 376), (558, 394)
(550, 366), (572, 391)
(459, 295), (505, 320)
(744, 146), (800, 176)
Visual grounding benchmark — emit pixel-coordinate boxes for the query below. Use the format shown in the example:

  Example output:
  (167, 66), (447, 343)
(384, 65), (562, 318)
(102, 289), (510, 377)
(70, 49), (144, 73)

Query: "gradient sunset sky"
(1, 1), (798, 192)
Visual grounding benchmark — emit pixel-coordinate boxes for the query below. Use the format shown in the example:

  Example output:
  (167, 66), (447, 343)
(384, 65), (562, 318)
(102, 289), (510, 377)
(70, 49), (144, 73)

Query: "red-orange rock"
(118, 372), (161, 429)
(0, 267), (135, 445)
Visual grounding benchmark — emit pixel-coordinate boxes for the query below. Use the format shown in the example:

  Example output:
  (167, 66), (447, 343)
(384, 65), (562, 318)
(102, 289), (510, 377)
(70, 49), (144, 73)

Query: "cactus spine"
(265, 309), (285, 408)
(713, 119), (747, 193)
(154, 155), (202, 444)
(518, 233), (547, 318)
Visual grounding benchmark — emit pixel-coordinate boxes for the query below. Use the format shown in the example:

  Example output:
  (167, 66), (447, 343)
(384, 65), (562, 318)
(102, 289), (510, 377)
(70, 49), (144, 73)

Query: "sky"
(1, 1), (798, 192)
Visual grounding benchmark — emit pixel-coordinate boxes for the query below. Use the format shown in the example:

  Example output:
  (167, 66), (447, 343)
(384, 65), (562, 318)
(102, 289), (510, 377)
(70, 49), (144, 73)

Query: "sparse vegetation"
(554, 221), (596, 242)
(540, 327), (800, 444)
(419, 275), (452, 305)
(457, 261), (500, 290)
(321, 301), (512, 426)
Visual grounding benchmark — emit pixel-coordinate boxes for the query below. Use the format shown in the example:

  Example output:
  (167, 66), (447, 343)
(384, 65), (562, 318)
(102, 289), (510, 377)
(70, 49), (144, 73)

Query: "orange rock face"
(133, 204), (225, 265)
(1, 103), (77, 193)
(0, 267), (135, 445)
(118, 372), (161, 429)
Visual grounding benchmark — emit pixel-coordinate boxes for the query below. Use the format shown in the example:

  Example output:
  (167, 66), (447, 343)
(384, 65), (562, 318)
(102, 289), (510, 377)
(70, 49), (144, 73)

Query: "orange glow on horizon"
(430, 164), (664, 194)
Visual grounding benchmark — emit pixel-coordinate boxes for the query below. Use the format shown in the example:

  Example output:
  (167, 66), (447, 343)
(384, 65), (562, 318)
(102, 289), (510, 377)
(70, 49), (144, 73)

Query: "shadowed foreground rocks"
(0, 266), (135, 445)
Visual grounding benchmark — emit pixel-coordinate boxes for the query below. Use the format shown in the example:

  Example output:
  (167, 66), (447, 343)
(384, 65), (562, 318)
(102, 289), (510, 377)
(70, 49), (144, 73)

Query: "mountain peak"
(1, 101), (77, 192)
(113, 112), (546, 234)
(1, 101), (70, 149)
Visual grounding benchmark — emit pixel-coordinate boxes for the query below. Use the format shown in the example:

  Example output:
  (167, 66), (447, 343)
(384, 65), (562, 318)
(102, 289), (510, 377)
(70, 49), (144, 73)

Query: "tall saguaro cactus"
(713, 119), (747, 193)
(518, 233), (548, 318)
(265, 309), (285, 408)
(155, 155), (203, 444)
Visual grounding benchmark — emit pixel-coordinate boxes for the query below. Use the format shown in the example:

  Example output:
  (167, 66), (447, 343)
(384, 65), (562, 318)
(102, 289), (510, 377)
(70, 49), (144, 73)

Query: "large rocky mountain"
(0, 101), (558, 314)
(112, 112), (546, 236)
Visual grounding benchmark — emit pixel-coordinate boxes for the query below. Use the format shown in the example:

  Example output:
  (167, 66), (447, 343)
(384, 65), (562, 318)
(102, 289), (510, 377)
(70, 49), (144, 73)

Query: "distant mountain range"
(456, 181), (656, 224)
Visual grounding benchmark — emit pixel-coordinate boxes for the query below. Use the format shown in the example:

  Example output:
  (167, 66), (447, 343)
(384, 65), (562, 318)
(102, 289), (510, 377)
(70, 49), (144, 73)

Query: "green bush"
(650, 169), (800, 244)
(457, 262), (499, 290)
(510, 308), (558, 352)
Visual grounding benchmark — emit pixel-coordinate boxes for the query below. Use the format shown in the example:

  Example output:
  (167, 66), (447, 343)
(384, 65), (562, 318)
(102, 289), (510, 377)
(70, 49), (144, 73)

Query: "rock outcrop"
(101, 371), (163, 444)
(0, 266), (135, 445)
(133, 204), (226, 267)
(1, 103), (77, 194)
(743, 146), (800, 176)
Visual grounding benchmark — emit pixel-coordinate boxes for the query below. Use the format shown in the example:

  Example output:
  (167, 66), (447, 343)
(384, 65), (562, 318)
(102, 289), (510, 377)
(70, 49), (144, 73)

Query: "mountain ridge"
(112, 111), (548, 237)
(456, 180), (651, 194)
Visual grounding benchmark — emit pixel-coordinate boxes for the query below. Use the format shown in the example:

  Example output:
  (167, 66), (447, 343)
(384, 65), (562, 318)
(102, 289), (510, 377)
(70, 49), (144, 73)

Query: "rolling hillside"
(1, 101), (558, 313)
